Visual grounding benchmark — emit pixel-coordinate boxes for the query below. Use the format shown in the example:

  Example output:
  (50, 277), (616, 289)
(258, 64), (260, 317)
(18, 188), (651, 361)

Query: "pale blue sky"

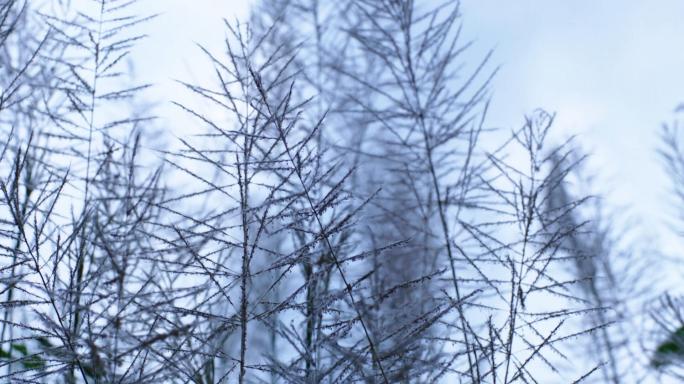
(459, 1), (684, 256)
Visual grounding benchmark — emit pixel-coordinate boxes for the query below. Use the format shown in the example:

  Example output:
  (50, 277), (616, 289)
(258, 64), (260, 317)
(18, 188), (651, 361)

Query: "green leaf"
(82, 362), (105, 379)
(35, 336), (53, 349)
(0, 348), (10, 359)
(21, 354), (45, 370)
(653, 326), (684, 368)
(11, 344), (28, 356)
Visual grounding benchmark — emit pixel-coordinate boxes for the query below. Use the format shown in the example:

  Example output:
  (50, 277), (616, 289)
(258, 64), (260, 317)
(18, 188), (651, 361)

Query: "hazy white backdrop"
(459, 0), (684, 263)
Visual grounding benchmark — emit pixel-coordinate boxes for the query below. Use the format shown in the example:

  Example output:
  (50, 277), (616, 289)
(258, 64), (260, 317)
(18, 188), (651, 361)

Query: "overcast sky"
(130, 0), (684, 266)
